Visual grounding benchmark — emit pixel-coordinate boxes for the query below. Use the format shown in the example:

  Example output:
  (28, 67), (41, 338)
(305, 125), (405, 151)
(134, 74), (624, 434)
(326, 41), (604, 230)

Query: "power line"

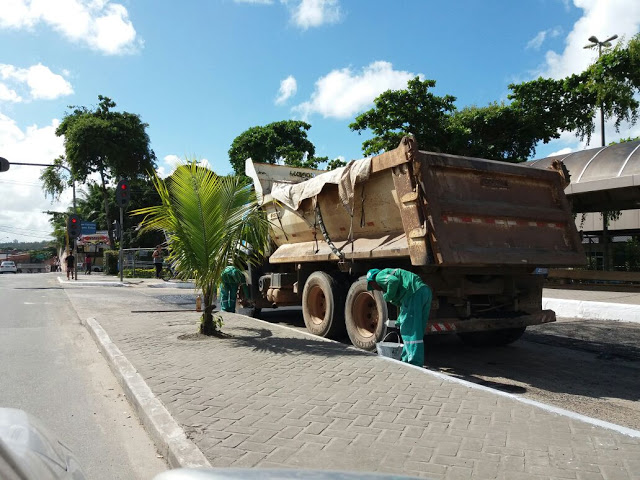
(0, 179), (45, 187)
(0, 225), (54, 236)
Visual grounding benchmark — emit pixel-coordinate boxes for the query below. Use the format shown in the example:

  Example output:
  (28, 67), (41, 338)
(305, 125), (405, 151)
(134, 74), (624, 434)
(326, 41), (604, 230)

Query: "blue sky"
(1, 0), (639, 242)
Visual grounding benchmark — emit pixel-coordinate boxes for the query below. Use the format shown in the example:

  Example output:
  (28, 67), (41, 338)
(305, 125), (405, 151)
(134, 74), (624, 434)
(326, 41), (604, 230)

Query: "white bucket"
(376, 341), (403, 360)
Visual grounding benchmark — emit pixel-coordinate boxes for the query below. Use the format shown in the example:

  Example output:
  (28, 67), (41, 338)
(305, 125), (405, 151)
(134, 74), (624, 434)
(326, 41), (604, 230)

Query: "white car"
(0, 261), (18, 274)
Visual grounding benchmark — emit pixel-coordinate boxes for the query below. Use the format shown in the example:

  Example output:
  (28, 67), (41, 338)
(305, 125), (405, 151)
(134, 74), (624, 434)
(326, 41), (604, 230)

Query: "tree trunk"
(199, 288), (218, 336)
(100, 170), (116, 249)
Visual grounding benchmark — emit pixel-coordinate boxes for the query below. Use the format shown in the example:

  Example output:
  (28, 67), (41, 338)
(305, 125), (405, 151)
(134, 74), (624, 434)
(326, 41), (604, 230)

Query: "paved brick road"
(63, 281), (640, 480)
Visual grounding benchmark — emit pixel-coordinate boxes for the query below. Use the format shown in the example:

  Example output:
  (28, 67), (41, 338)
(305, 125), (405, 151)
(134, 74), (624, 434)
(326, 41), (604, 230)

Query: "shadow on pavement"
(13, 287), (63, 290)
(224, 325), (370, 358)
(425, 329), (640, 403)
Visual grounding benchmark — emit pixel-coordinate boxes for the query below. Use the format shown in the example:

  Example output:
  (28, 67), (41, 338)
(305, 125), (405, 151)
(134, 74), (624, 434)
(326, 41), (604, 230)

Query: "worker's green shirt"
(221, 266), (245, 285)
(373, 268), (426, 305)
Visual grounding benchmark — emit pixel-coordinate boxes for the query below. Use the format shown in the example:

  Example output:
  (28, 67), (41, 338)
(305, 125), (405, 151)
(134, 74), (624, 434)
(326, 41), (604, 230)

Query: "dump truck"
(244, 136), (585, 350)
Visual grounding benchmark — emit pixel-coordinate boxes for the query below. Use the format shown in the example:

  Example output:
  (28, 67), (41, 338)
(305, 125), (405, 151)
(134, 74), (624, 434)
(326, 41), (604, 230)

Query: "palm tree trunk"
(199, 285), (217, 335)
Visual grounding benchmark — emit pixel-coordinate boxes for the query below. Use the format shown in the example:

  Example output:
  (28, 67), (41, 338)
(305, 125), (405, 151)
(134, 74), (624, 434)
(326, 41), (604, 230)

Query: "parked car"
(0, 261), (18, 274)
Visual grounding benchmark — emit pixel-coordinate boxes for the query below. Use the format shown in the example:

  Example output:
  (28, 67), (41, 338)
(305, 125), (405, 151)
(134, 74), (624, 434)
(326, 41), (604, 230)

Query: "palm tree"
(133, 160), (269, 335)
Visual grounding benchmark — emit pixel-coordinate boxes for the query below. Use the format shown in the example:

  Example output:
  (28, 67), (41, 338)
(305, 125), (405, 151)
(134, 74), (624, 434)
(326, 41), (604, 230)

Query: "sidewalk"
(59, 277), (640, 480)
(543, 288), (640, 323)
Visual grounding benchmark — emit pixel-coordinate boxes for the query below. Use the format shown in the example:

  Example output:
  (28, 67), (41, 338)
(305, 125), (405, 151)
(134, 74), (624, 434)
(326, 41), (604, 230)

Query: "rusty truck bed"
(248, 137), (584, 268)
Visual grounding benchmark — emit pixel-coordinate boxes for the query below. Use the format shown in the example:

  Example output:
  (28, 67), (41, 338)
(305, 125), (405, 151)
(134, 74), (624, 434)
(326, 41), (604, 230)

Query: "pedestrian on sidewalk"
(367, 268), (432, 367)
(65, 253), (75, 280)
(152, 245), (164, 279)
(219, 265), (249, 313)
(85, 255), (92, 275)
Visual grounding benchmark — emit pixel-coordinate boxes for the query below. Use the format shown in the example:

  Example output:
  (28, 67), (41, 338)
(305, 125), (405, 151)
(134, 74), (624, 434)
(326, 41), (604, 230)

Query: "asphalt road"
(0, 273), (167, 480)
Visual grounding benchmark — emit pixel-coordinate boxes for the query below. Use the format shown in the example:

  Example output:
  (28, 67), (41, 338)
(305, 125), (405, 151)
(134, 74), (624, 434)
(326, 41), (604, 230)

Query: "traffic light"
(112, 220), (121, 239)
(0, 157), (9, 172)
(115, 179), (130, 208)
(67, 214), (81, 239)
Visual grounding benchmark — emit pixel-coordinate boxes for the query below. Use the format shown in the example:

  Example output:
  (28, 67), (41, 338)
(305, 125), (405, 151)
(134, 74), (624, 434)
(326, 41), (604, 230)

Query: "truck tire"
(457, 326), (526, 347)
(302, 272), (345, 339)
(345, 278), (387, 351)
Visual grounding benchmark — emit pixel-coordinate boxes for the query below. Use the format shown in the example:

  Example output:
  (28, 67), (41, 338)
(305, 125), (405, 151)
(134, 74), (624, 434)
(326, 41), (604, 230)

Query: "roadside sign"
(81, 221), (97, 235)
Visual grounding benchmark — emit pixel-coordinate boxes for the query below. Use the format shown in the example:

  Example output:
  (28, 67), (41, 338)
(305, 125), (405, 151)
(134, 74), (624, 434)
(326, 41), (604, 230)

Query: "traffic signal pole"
(119, 206), (124, 283)
(115, 179), (130, 283)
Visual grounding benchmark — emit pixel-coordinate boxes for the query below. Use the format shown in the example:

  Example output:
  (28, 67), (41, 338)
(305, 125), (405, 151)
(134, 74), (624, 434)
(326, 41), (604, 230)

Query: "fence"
(120, 248), (173, 277)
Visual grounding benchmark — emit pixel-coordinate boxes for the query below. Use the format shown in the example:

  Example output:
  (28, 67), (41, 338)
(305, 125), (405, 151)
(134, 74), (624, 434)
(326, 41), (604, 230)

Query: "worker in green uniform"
(220, 265), (249, 313)
(367, 268), (432, 367)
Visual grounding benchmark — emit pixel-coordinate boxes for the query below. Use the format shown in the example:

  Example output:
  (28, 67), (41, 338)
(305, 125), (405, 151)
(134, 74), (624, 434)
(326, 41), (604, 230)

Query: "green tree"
(326, 157), (347, 170)
(45, 210), (71, 251)
(74, 178), (164, 248)
(509, 34), (640, 145)
(41, 95), (156, 249)
(350, 77), (457, 156)
(350, 35), (640, 162)
(133, 160), (270, 335)
(228, 120), (323, 175)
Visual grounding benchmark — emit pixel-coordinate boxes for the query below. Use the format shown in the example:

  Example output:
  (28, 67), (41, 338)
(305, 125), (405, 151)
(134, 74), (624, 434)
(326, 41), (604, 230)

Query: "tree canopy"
(228, 120), (323, 175)
(350, 34), (640, 162)
(41, 95), (156, 248)
(509, 33), (640, 145)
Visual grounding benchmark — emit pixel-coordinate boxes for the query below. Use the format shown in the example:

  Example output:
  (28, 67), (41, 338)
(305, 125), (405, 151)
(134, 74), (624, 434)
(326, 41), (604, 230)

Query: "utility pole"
(115, 179), (130, 282)
(584, 34), (618, 270)
(4, 161), (79, 279)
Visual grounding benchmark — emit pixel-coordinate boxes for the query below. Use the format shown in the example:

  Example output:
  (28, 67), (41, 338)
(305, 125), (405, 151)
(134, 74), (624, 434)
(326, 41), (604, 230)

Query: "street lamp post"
(584, 34), (618, 271)
(583, 34), (618, 146)
(8, 161), (78, 279)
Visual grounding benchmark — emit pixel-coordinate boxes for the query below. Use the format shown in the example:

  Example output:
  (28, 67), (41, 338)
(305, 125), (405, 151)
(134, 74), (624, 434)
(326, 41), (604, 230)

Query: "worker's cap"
(366, 269), (381, 290)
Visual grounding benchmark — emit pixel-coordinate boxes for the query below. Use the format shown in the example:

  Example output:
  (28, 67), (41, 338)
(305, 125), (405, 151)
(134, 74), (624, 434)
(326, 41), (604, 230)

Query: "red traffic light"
(71, 218), (77, 223)
(115, 179), (131, 207)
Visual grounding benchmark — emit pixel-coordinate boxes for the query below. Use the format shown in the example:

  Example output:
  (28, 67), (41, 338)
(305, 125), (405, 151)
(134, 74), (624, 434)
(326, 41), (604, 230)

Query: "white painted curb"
(543, 297), (640, 324)
(83, 317), (211, 469)
(57, 276), (127, 287)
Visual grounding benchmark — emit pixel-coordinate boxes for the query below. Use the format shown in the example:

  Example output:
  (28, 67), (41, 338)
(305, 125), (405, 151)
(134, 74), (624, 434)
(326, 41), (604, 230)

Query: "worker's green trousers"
(220, 283), (239, 312)
(397, 285), (432, 367)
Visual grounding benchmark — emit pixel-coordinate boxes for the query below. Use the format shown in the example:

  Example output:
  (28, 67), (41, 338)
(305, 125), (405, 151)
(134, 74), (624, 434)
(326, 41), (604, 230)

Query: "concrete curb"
(82, 317), (211, 469)
(543, 297), (640, 323)
(57, 276), (127, 287)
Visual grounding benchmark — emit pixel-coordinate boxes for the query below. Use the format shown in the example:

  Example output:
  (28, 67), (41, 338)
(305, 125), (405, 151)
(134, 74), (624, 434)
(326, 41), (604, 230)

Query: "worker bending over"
(220, 265), (249, 313)
(367, 268), (432, 367)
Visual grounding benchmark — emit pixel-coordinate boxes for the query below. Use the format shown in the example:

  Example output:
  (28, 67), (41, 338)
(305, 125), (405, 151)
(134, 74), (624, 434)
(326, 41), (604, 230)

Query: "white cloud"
(293, 61), (419, 120)
(537, 0), (640, 79)
(0, 63), (73, 101)
(0, 113), (70, 242)
(526, 27), (562, 50)
(156, 154), (214, 178)
(236, 0), (342, 29)
(0, 0), (140, 55)
(530, 0), (640, 158)
(548, 147), (574, 157)
(290, 0), (342, 29)
(275, 75), (297, 105)
(0, 83), (22, 102)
